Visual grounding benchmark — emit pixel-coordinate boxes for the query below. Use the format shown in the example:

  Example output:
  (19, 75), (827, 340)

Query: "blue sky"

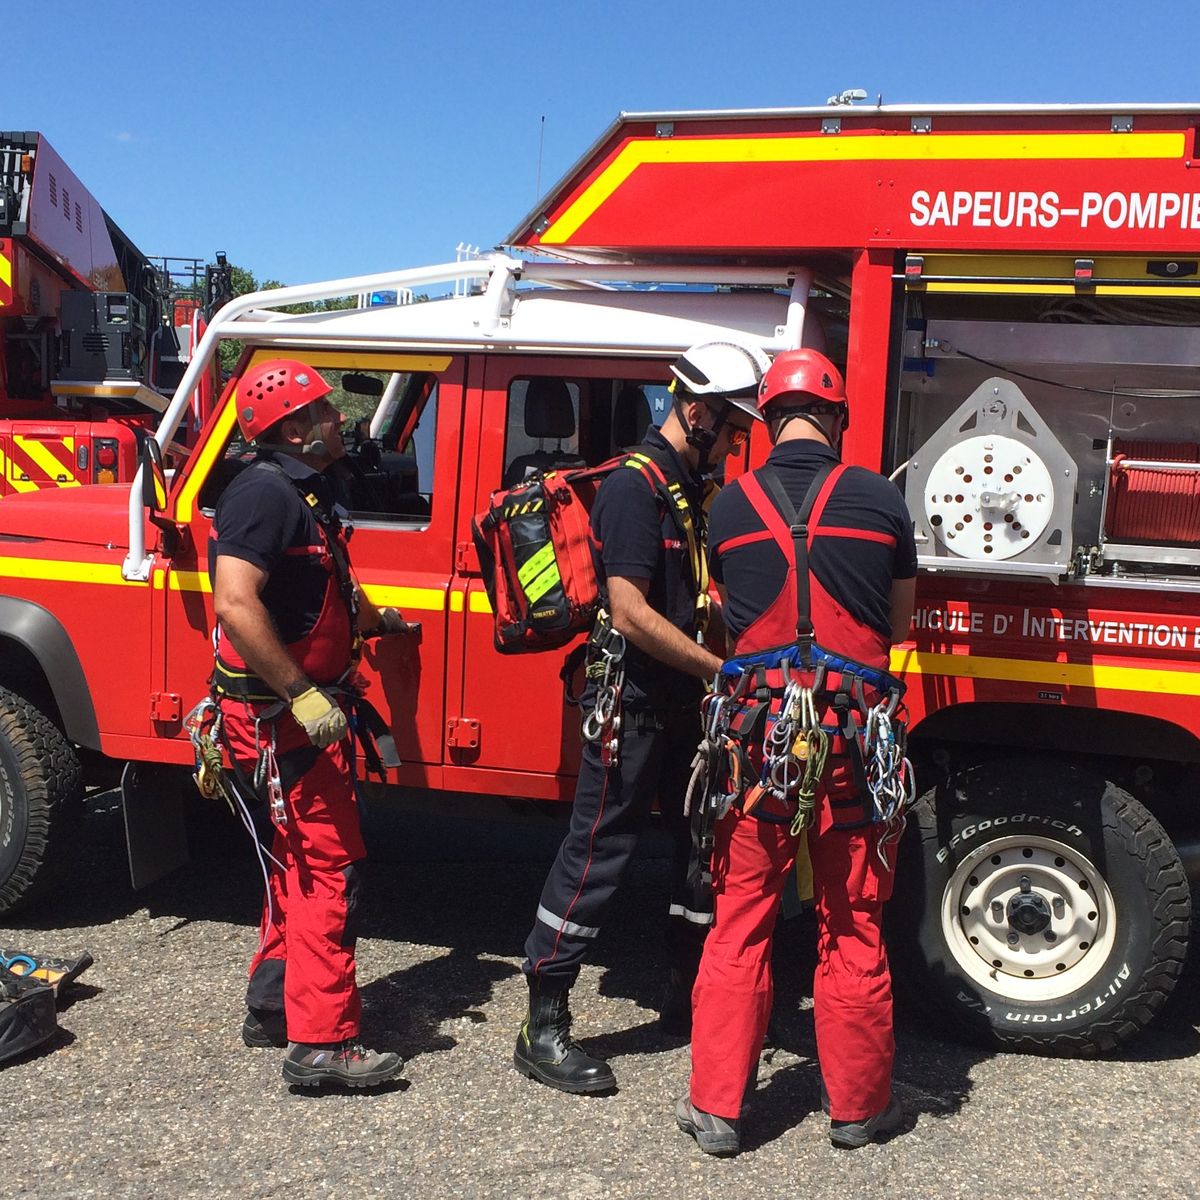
(12, 1), (1200, 285)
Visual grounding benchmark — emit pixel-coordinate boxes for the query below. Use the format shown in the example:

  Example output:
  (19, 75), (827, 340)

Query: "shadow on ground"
(4, 785), (1195, 1139)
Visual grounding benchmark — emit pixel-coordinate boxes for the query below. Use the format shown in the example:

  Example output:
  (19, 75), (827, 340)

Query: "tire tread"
(0, 686), (83, 914)
(893, 768), (1191, 1058)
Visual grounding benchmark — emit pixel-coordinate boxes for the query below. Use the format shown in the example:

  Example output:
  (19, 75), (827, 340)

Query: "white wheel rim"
(940, 834), (1117, 1003)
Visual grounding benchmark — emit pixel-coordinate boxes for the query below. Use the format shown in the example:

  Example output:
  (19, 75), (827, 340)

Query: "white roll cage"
(122, 255), (813, 579)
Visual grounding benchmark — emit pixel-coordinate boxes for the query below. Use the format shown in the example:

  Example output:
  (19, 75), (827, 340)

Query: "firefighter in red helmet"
(676, 348), (918, 1154)
(209, 358), (413, 1089)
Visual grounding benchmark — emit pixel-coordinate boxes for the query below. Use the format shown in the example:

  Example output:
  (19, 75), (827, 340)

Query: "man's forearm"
(218, 599), (309, 699)
(613, 602), (722, 680)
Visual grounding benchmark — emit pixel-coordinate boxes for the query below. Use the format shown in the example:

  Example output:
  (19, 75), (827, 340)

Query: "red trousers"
(222, 704), (366, 1045)
(690, 784), (896, 1123)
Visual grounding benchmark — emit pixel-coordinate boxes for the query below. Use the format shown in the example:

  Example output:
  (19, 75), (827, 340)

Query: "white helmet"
(670, 340), (771, 421)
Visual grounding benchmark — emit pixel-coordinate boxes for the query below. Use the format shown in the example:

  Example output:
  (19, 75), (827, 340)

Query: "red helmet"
(756, 349), (849, 428)
(237, 358), (333, 441)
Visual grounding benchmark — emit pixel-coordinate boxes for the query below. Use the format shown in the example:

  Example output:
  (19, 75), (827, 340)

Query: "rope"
(185, 698), (285, 953)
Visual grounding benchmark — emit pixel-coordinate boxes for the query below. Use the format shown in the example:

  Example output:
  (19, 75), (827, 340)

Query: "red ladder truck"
(0, 132), (223, 492)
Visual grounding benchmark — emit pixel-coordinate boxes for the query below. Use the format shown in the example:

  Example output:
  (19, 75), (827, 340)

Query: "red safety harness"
(688, 460), (912, 886)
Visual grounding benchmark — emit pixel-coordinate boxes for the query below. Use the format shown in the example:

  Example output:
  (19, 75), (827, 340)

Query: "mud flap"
(121, 762), (190, 890)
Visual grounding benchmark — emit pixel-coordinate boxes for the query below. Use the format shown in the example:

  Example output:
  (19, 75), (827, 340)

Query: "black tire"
(0, 687), (83, 915)
(889, 757), (1191, 1057)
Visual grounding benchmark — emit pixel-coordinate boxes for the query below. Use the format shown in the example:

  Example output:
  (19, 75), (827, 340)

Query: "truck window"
(197, 364), (440, 528)
(501, 375), (671, 487)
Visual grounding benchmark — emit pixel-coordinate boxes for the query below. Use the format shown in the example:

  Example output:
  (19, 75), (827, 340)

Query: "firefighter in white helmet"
(513, 341), (767, 1093)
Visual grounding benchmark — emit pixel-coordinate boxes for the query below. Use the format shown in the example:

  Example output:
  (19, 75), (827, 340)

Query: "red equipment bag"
(471, 454), (670, 654)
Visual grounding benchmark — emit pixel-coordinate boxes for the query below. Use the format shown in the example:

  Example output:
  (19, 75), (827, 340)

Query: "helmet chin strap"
(674, 391), (727, 474)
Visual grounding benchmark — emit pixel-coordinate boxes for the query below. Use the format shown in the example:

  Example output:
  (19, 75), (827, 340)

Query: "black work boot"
(513, 976), (616, 1094)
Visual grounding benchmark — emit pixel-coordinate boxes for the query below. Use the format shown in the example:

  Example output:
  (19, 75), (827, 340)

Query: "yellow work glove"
(290, 686), (348, 748)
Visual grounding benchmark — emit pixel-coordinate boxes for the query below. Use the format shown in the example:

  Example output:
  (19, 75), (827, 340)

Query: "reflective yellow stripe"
(517, 541), (556, 589)
(167, 570), (211, 593)
(166, 572), (447, 612)
(174, 401), (238, 523)
(469, 591), (493, 614)
(0, 556), (138, 586)
(544, 131), (1186, 243)
(0, 250), (10, 287)
(13, 436), (80, 486)
(361, 585), (446, 612)
(524, 562), (562, 604)
(921, 281), (1200, 297)
(891, 648), (1200, 697)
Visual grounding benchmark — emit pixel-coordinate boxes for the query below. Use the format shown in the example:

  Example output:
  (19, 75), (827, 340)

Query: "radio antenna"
(536, 115), (546, 201)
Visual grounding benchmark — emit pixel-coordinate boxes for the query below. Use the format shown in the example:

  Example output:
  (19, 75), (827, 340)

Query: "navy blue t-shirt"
(709, 440), (917, 643)
(590, 427), (706, 692)
(208, 454), (347, 646)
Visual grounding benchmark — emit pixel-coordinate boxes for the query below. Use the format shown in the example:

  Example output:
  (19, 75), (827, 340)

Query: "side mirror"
(141, 437), (168, 514)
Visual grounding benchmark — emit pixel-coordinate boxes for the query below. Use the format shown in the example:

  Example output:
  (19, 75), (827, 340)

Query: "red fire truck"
(0, 103), (1197, 1058)
(0, 132), (223, 492)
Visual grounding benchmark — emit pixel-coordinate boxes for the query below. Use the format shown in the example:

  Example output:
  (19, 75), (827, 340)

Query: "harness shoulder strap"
(752, 462), (843, 654)
(623, 446), (710, 606)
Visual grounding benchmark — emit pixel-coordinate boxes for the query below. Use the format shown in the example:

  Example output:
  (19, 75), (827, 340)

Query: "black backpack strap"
(622, 445), (710, 620)
(754, 462), (836, 660)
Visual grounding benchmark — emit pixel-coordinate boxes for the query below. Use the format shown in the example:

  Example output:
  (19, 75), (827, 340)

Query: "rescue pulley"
(905, 377), (1077, 575)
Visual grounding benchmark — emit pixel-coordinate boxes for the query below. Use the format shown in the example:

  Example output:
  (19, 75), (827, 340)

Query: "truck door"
(448, 354), (674, 800)
(158, 350), (465, 778)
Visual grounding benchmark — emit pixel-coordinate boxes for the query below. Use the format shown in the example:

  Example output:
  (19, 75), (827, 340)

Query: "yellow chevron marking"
(0, 446), (38, 493)
(13, 436), (80, 486)
(0, 251), (11, 287)
(891, 648), (1200, 697)
(544, 130), (1185, 243)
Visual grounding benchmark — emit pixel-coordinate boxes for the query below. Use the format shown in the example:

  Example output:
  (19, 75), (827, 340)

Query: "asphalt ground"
(2, 787), (1198, 1200)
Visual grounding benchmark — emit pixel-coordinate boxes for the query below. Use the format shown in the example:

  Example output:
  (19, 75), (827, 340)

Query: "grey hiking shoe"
(281, 1040), (405, 1089)
(242, 1010), (287, 1049)
(829, 1095), (904, 1148)
(675, 1095), (741, 1156)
